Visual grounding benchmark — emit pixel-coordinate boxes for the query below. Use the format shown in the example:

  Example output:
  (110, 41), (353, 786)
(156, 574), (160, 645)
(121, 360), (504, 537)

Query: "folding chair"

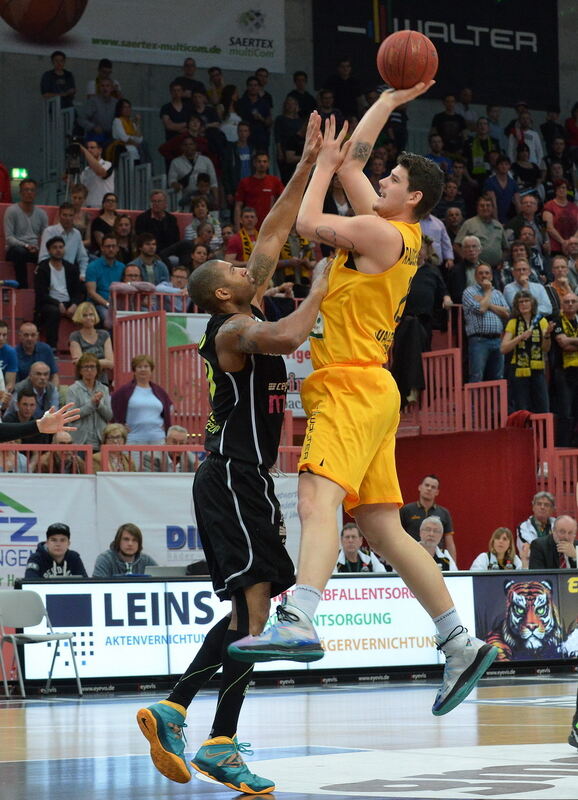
(0, 590), (83, 697)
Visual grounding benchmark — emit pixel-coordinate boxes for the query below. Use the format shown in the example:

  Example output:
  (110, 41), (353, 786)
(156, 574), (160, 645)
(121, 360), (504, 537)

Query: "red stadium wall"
(396, 428), (535, 570)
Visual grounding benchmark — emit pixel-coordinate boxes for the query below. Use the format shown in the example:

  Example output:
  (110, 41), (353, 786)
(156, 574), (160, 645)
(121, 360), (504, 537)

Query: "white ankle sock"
(287, 585), (322, 622)
(433, 607), (464, 640)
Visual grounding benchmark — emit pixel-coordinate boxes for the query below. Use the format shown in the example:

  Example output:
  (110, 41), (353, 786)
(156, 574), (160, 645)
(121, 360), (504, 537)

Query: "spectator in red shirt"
(543, 179), (578, 255)
(224, 207), (259, 266)
(233, 152), (284, 229)
(0, 160), (11, 203)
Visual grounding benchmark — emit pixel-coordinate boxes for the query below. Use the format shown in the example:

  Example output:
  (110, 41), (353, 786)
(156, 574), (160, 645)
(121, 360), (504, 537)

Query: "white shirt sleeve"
(470, 552), (489, 571)
(112, 117), (142, 144)
(369, 553), (387, 573)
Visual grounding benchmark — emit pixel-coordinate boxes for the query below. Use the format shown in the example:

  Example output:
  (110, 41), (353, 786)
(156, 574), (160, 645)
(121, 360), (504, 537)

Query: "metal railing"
(551, 449), (578, 516)
(464, 380), (508, 432)
(421, 348), (463, 434)
(167, 344), (209, 437)
(42, 98), (75, 188)
(113, 309), (168, 387)
(111, 287), (189, 314)
(99, 444), (205, 472)
(530, 413), (556, 494)
(0, 444), (93, 473)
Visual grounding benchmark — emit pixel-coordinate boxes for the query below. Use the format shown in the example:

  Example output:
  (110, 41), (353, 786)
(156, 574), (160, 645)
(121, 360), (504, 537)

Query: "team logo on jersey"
(310, 312), (324, 339)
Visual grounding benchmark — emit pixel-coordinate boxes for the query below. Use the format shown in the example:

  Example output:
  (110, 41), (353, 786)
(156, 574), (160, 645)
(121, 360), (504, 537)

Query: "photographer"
(78, 140), (115, 207)
(167, 135), (218, 207)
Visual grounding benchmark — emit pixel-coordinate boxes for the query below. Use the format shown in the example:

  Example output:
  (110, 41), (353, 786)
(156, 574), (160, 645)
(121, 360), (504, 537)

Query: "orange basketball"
(376, 30), (438, 90)
(0, 0), (88, 41)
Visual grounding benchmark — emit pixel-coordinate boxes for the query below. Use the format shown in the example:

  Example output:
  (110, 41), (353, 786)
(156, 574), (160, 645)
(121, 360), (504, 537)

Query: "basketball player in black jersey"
(137, 113), (330, 795)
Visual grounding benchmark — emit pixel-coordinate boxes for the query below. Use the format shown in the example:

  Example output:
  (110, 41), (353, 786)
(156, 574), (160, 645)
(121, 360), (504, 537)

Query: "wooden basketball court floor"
(1, 674), (577, 800)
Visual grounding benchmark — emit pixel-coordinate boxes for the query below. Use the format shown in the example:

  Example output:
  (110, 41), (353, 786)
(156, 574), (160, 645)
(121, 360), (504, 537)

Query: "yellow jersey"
(309, 220), (421, 369)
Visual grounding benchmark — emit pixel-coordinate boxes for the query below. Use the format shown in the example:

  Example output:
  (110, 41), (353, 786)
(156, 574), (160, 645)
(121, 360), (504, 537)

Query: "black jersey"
(199, 306), (288, 468)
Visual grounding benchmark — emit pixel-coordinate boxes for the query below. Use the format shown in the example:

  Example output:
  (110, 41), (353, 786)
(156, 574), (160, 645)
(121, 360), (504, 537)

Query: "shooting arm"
(338, 83), (433, 215)
(217, 282), (326, 356)
(297, 162), (399, 264)
(248, 113), (322, 305)
(337, 93), (399, 215)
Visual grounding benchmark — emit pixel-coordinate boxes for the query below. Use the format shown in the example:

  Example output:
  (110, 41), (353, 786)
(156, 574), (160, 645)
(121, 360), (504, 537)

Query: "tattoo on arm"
(315, 226), (355, 250)
(219, 316), (264, 354)
(249, 253), (277, 288)
(351, 141), (372, 164)
(238, 330), (262, 354)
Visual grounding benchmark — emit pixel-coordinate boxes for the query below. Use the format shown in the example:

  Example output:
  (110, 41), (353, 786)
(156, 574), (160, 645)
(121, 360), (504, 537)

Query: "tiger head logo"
(486, 580), (563, 660)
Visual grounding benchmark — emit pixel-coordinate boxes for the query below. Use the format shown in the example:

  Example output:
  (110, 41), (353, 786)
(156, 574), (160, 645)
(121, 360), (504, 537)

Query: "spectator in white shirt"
(470, 527), (524, 570)
(168, 136), (218, 207)
(507, 111), (544, 166)
(419, 516), (458, 571)
(79, 140), (114, 207)
(111, 99), (149, 164)
(39, 202), (89, 278)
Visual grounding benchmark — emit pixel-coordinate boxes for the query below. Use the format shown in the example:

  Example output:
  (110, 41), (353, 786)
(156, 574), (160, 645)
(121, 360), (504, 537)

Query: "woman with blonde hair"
(111, 355), (172, 444)
(66, 352), (112, 446)
(92, 522), (158, 576)
(92, 423), (135, 472)
(69, 301), (114, 383)
(470, 527), (523, 570)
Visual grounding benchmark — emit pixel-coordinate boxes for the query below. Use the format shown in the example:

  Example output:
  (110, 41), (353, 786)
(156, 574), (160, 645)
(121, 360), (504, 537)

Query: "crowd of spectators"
(335, 478), (576, 573)
(1, 53), (578, 477)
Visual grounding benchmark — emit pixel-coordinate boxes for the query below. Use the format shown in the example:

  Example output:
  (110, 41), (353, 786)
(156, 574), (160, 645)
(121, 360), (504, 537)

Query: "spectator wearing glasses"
(66, 353), (112, 447)
(92, 423), (136, 472)
(500, 290), (553, 413)
(503, 260), (552, 317)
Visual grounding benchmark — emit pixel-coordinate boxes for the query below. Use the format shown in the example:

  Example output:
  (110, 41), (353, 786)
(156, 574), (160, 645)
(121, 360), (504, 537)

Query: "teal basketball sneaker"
(432, 626), (498, 716)
(190, 735), (274, 794)
(228, 602), (325, 663)
(137, 700), (190, 783)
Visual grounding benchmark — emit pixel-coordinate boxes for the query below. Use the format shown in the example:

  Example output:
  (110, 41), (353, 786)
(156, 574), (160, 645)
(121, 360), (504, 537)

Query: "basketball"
(0, 0), (88, 41)
(376, 30), (438, 89)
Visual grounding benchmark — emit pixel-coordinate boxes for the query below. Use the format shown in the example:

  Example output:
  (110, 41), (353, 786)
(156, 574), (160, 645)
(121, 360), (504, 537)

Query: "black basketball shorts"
(192, 454), (295, 601)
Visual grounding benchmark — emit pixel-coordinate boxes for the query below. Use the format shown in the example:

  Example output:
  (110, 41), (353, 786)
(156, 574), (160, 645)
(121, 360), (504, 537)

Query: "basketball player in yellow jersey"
(230, 82), (499, 716)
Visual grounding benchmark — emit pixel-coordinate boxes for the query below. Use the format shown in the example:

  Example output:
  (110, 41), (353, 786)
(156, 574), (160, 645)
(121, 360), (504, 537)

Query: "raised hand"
(317, 115), (350, 172)
(382, 80), (435, 108)
(36, 403), (81, 434)
(301, 111), (323, 165)
(310, 258), (333, 297)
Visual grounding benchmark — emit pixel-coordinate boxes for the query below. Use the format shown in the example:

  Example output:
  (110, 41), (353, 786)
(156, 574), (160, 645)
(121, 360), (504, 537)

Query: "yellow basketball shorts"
(298, 365), (403, 513)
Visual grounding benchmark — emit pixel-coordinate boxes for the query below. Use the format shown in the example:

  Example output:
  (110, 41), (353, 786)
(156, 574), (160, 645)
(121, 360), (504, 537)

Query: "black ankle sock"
(209, 629), (254, 739)
(167, 615), (231, 709)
